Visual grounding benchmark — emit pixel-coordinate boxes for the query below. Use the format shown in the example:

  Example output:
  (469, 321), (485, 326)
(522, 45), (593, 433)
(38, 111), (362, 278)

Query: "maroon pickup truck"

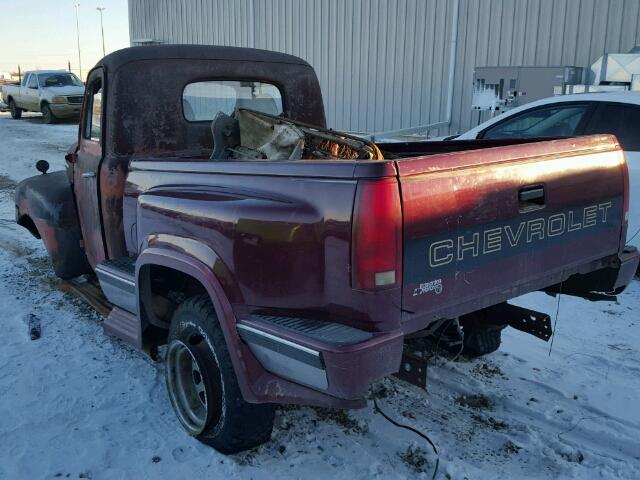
(14, 45), (638, 453)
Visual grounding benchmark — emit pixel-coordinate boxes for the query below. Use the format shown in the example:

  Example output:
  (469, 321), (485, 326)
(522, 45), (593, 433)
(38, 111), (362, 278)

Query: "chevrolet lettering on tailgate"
(408, 199), (622, 277)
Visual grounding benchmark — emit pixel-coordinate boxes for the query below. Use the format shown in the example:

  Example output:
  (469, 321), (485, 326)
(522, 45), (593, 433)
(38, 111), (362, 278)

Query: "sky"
(0, 0), (130, 78)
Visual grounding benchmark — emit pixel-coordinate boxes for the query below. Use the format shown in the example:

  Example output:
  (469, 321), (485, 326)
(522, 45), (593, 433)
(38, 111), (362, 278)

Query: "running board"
(95, 256), (137, 314)
(95, 257), (143, 349)
(60, 260), (144, 352)
(58, 275), (113, 317)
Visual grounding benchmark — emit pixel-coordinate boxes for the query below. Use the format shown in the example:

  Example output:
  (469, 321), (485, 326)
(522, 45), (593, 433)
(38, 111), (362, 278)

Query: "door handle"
(81, 172), (96, 178)
(518, 185), (545, 211)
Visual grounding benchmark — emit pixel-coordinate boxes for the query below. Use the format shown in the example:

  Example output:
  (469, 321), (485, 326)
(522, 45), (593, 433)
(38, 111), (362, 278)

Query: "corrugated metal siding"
(128, 0), (640, 134)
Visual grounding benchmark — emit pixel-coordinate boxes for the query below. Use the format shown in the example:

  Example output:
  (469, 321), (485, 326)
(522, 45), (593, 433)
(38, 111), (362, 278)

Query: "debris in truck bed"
(210, 108), (383, 161)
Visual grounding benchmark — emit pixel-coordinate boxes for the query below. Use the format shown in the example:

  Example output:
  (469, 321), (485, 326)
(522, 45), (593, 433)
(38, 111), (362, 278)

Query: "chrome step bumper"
(237, 314), (402, 399)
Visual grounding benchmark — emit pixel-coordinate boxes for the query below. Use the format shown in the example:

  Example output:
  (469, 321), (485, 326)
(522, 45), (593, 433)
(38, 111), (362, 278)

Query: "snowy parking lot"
(0, 111), (639, 480)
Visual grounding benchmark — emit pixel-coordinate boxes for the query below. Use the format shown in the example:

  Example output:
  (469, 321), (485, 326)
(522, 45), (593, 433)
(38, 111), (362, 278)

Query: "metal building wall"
(128, 0), (640, 134)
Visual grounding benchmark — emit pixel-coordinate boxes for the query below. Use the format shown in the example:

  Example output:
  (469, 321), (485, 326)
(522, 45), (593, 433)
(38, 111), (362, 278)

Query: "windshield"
(37, 73), (83, 88)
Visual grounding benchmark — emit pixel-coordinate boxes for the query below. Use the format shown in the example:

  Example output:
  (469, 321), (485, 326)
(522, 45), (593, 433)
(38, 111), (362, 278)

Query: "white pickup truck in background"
(1, 70), (84, 124)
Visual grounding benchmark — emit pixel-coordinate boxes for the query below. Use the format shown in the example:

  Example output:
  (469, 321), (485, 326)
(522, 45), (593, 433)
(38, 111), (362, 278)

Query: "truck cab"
(14, 45), (639, 453)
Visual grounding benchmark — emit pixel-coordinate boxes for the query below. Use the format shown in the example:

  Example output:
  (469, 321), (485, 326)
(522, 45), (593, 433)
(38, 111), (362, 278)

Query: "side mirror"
(35, 160), (50, 175)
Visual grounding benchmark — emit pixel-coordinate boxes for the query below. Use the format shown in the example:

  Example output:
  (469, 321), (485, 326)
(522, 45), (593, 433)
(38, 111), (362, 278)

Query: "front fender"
(15, 170), (91, 278)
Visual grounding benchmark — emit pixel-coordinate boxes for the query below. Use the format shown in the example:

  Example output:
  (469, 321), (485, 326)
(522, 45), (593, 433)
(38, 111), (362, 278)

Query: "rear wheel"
(165, 294), (275, 453)
(9, 99), (22, 119)
(41, 103), (56, 124)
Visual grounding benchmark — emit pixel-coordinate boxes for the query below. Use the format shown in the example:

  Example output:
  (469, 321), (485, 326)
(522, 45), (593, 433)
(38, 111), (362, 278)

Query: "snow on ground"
(0, 111), (639, 479)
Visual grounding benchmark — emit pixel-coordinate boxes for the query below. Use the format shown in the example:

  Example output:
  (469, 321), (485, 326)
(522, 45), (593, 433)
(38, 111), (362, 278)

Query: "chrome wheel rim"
(166, 339), (208, 435)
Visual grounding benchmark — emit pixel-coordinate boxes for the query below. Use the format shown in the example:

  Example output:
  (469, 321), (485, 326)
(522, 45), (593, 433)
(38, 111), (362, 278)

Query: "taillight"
(621, 151), (630, 249)
(351, 178), (402, 290)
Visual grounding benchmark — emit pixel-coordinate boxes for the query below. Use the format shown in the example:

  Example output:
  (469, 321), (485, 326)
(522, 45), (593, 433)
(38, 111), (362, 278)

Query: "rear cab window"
(182, 80), (283, 122)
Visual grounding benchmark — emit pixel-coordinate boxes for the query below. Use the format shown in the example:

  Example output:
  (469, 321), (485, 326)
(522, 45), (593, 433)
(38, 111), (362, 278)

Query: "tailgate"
(398, 135), (627, 328)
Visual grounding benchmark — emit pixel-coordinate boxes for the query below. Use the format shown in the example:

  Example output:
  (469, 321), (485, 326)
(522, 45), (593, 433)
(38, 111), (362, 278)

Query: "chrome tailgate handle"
(519, 185), (545, 210)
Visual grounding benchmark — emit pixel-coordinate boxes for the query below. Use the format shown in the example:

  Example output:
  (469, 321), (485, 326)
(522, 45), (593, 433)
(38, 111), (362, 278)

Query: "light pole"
(96, 6), (106, 57)
(74, 3), (82, 79)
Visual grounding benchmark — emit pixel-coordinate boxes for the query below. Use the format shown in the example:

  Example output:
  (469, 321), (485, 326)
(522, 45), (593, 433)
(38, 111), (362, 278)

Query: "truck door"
(74, 68), (106, 268)
(25, 74), (40, 110)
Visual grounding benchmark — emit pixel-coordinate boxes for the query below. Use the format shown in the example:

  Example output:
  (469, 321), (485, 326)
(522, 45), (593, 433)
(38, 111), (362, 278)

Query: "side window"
(182, 80), (283, 122)
(482, 104), (591, 139)
(585, 104), (640, 151)
(83, 79), (103, 142)
(27, 75), (38, 89)
(21, 74), (29, 87)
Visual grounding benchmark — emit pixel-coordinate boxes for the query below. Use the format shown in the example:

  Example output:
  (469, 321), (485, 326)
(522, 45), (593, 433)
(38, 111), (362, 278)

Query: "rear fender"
(14, 170), (91, 278)
(137, 239), (362, 408)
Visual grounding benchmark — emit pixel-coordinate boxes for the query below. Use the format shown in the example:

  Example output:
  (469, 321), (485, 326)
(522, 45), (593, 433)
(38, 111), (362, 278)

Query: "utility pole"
(74, 3), (82, 79)
(96, 6), (106, 57)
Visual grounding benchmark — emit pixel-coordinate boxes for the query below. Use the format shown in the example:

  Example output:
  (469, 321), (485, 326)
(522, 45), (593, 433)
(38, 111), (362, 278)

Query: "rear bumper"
(238, 315), (403, 401)
(546, 247), (639, 298)
(590, 246), (639, 291)
(613, 246), (640, 287)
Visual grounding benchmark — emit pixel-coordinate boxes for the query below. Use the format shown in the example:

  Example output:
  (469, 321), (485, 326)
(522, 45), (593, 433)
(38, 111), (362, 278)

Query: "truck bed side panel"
(125, 163), (401, 332)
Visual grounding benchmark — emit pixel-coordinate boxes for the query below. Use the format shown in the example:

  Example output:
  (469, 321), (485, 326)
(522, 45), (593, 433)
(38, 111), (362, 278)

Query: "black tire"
(9, 99), (22, 119)
(461, 323), (503, 358)
(166, 294), (275, 453)
(41, 103), (56, 124)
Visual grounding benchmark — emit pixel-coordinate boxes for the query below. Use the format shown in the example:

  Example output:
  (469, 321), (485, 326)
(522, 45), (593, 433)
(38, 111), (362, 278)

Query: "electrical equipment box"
(472, 66), (584, 115)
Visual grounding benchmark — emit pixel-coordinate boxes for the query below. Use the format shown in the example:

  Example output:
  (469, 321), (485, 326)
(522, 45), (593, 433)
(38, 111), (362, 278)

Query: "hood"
(42, 85), (85, 96)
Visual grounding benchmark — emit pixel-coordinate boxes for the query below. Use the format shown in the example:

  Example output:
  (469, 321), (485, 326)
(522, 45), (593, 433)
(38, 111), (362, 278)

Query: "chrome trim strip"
(237, 324), (323, 369)
(95, 267), (136, 288)
(248, 343), (328, 391)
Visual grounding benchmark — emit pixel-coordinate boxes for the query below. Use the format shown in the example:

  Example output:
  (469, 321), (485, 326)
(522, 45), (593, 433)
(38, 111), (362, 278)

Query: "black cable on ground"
(372, 395), (440, 480)
(548, 277), (564, 356)
(626, 226), (640, 244)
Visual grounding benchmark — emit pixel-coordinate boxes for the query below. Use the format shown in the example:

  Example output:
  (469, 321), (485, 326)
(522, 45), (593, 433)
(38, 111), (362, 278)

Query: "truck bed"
(126, 134), (629, 329)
